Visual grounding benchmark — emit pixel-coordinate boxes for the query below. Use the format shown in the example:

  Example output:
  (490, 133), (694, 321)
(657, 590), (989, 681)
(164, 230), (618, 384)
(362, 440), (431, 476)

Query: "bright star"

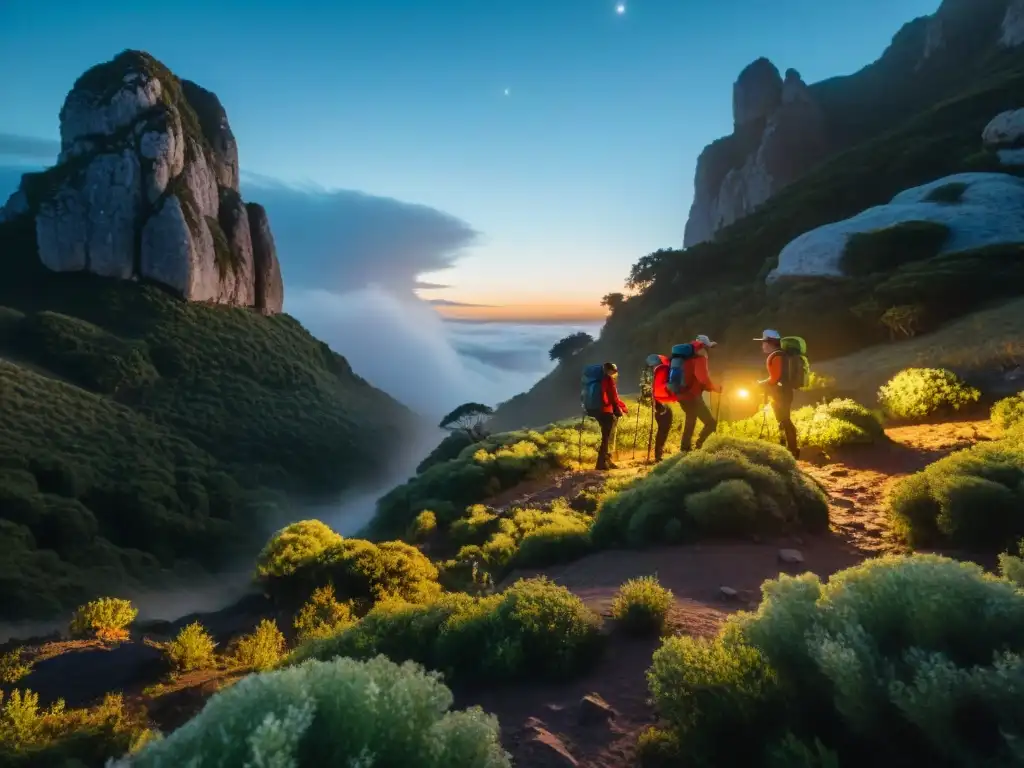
(616, 3), (626, 14)
(504, 88), (510, 96)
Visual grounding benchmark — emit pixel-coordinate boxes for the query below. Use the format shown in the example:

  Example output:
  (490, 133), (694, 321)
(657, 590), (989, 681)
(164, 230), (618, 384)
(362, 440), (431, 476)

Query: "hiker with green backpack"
(755, 329), (810, 459)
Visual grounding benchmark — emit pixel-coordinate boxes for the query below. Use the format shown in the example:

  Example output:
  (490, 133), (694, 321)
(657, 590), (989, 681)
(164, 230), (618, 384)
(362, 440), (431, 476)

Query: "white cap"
(695, 334), (718, 347)
(754, 329), (781, 342)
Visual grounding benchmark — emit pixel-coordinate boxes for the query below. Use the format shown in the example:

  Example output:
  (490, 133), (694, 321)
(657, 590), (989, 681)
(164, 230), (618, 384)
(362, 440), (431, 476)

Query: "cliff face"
(683, 62), (830, 247)
(0, 50), (283, 313)
(683, 0), (1024, 248)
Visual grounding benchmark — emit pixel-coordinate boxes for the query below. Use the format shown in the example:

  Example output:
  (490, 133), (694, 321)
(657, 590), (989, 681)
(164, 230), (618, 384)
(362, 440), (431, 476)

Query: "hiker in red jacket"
(593, 362), (628, 470)
(677, 335), (722, 452)
(648, 354), (676, 462)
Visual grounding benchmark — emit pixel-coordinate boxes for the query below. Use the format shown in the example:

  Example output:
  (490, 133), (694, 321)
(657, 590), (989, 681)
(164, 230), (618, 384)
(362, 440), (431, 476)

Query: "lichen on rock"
(0, 49), (283, 313)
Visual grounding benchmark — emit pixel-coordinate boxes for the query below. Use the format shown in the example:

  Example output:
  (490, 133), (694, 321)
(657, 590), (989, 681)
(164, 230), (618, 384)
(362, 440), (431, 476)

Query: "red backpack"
(650, 355), (674, 403)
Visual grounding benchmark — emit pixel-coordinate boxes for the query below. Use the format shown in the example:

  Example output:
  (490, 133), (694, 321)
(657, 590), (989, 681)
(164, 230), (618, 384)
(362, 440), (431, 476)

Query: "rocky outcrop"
(767, 173), (1024, 282)
(683, 66), (830, 248)
(246, 203), (284, 315)
(0, 50), (283, 314)
(684, 0), (1024, 248)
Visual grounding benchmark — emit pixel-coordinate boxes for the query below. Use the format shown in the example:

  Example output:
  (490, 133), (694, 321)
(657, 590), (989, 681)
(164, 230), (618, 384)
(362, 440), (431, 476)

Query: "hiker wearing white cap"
(677, 335), (722, 452)
(755, 329), (800, 459)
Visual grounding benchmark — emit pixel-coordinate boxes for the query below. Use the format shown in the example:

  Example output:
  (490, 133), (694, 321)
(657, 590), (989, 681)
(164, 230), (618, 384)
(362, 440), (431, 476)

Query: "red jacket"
(676, 350), (720, 401)
(601, 374), (628, 414)
(652, 355), (675, 403)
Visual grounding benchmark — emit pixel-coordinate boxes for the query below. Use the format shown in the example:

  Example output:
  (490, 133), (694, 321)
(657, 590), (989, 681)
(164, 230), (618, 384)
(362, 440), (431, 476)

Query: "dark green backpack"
(779, 336), (810, 390)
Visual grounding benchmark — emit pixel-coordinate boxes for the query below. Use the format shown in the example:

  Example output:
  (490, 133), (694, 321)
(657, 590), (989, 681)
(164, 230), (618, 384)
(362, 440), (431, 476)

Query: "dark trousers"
(653, 401), (673, 460)
(588, 410), (618, 469)
(680, 395), (717, 451)
(770, 388), (799, 457)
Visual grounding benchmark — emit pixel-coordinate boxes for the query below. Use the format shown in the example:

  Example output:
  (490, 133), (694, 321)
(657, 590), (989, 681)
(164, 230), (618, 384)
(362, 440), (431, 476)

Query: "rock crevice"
(0, 49), (283, 314)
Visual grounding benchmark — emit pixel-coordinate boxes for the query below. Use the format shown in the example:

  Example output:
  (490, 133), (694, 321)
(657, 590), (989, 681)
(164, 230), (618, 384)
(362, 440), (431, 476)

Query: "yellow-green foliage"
(647, 555), (1024, 767)
(0, 689), (153, 766)
(0, 650), (31, 685)
(0, 210), (410, 621)
(407, 510), (438, 542)
(369, 424), (590, 540)
(165, 622), (217, 673)
(592, 436), (829, 547)
(293, 585), (355, 642)
(611, 576), (674, 635)
(999, 540), (1024, 589)
(114, 655), (509, 768)
(232, 619), (286, 672)
(877, 367), (980, 421)
(292, 577), (604, 685)
(992, 391), (1024, 431)
(455, 499), (594, 577)
(721, 398), (884, 451)
(450, 505), (501, 548)
(888, 428), (1024, 551)
(68, 597), (137, 642)
(255, 520), (441, 606)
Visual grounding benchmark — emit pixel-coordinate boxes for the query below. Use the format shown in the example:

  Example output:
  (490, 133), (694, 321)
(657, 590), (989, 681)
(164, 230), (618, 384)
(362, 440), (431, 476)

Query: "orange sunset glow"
(434, 301), (609, 324)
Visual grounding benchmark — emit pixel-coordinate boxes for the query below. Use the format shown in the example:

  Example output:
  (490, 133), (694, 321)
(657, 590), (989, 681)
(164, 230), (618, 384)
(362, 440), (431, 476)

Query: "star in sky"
(616, 3), (626, 14)
(503, 88), (510, 96)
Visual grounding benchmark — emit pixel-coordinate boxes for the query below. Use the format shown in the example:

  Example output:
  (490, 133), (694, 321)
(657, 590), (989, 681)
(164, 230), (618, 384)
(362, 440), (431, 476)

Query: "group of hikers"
(581, 329), (808, 470)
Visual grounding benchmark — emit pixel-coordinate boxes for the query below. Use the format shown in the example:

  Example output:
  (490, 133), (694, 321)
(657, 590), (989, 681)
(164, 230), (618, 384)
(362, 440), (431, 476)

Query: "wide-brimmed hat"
(753, 329), (782, 342)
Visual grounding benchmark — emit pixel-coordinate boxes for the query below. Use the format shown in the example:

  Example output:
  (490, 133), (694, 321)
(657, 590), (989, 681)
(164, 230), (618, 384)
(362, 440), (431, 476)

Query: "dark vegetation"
(839, 221), (950, 276)
(548, 331), (594, 363)
(492, 37), (1024, 430)
(0, 215), (411, 619)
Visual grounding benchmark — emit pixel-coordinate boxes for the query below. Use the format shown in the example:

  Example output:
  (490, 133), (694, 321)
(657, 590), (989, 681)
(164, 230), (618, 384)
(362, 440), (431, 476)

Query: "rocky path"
(3, 420), (998, 767)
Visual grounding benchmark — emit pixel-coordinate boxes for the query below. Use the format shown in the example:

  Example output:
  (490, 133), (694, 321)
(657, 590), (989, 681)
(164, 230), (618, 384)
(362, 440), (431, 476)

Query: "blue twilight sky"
(0, 0), (939, 315)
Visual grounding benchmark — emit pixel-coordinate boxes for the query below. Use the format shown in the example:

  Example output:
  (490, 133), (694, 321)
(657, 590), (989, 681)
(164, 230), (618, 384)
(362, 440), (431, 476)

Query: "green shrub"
(610, 576), (674, 635)
(449, 505), (500, 548)
(922, 181), (967, 203)
(0, 650), (31, 685)
(456, 501), (594, 577)
(887, 431), (1024, 550)
(255, 520), (441, 606)
(164, 621), (217, 673)
(416, 431), (478, 474)
(368, 426), (582, 540)
(999, 540), (1024, 589)
(231, 619), (286, 672)
(114, 655), (509, 767)
(636, 726), (682, 768)
(722, 398), (884, 452)
(592, 436), (829, 547)
(293, 584), (355, 642)
(647, 554), (1024, 766)
(293, 577), (604, 685)
(407, 510), (438, 542)
(68, 597), (137, 642)
(877, 367), (980, 421)
(840, 221), (950, 277)
(992, 391), (1024, 431)
(0, 690), (153, 767)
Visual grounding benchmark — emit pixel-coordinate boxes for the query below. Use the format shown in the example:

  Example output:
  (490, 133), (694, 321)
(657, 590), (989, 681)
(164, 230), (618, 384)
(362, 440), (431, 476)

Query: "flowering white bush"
(115, 655), (509, 767)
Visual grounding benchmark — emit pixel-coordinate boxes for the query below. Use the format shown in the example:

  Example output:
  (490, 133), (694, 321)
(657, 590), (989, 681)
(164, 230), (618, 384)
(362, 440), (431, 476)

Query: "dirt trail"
(483, 418), (997, 766)
(4, 420), (997, 767)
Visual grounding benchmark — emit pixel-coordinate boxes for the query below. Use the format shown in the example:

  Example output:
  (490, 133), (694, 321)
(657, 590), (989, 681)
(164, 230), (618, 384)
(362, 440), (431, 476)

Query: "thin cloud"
(0, 133), (59, 162)
(241, 175), (479, 295)
(427, 298), (492, 307)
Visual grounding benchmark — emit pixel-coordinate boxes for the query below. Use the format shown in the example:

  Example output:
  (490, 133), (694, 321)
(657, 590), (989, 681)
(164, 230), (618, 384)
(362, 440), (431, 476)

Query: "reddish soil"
(2, 420), (996, 767)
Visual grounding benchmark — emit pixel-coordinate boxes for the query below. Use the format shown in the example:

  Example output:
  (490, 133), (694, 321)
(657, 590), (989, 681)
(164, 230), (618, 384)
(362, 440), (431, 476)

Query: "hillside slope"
(492, 18), (1024, 431)
(0, 215), (415, 620)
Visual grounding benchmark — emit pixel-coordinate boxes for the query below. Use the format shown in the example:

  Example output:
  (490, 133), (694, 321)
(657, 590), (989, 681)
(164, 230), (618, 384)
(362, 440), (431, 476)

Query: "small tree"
(439, 403), (494, 439)
(549, 332), (594, 363)
(601, 293), (625, 313)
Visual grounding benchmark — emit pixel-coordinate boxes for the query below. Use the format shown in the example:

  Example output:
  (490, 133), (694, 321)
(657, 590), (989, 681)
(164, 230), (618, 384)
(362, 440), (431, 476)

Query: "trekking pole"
(631, 398), (641, 461)
(645, 401), (655, 464)
(578, 411), (585, 468)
